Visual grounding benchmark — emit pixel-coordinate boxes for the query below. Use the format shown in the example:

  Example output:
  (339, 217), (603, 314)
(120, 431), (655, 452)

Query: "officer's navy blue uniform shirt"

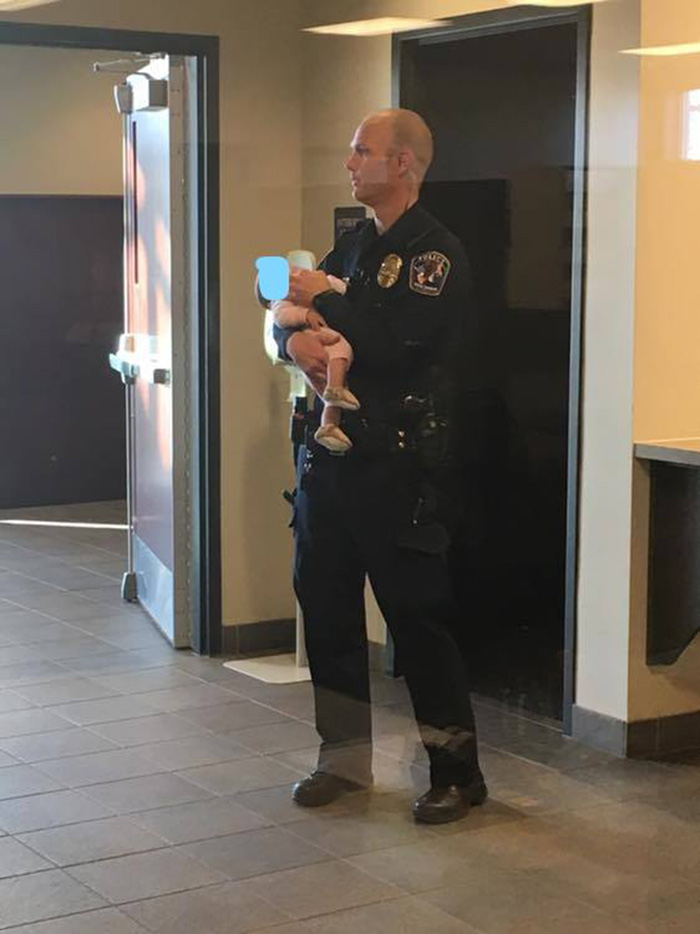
(275, 202), (482, 453)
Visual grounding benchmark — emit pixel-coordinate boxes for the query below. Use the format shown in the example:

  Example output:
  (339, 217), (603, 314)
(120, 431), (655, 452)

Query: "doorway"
(0, 22), (221, 656)
(396, 9), (588, 723)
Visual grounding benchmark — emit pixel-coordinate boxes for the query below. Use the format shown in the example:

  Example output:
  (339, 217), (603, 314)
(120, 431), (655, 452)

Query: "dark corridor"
(400, 21), (580, 720)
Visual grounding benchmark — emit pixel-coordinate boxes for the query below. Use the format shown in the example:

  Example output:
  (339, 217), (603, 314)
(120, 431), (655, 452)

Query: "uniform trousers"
(293, 443), (482, 788)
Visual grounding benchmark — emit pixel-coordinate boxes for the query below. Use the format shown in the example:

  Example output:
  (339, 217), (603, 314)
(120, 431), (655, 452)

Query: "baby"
(258, 252), (359, 454)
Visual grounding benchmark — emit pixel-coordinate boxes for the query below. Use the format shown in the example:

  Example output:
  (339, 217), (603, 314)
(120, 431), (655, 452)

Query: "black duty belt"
(341, 415), (416, 456)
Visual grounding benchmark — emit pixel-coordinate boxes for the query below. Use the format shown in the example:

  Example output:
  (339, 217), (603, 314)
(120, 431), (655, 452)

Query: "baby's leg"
(328, 356), (349, 392)
(287, 329), (328, 395)
(321, 331), (359, 411)
(321, 404), (341, 429)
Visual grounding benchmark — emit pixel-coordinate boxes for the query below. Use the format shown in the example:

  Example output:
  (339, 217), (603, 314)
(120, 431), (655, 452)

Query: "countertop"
(634, 438), (700, 468)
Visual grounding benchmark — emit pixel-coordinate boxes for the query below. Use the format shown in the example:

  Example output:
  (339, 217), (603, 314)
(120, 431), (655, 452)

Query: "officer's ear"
(396, 148), (413, 178)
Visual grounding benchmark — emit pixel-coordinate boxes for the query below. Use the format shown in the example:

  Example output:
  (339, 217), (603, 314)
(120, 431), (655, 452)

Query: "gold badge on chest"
(377, 254), (403, 288)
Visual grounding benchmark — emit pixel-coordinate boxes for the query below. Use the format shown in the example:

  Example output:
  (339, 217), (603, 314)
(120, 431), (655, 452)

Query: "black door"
(0, 196), (125, 509)
(400, 21), (580, 720)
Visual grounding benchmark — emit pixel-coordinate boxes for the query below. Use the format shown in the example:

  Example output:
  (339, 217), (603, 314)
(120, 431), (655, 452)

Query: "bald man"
(275, 109), (486, 824)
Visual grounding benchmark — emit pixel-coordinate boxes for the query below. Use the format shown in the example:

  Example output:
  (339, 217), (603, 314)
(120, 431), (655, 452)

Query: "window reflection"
(683, 89), (700, 161)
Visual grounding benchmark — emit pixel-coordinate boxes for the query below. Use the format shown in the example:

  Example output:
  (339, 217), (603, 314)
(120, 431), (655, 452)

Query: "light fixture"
(304, 17), (450, 38)
(0, 519), (128, 530)
(621, 42), (700, 58)
(0, 0), (61, 9)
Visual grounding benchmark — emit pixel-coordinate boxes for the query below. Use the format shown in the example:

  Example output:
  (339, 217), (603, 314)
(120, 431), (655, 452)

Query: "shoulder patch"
(409, 251), (451, 297)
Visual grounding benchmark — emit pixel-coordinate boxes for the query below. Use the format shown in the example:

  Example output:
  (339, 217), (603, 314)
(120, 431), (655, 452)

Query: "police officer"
(277, 109), (486, 824)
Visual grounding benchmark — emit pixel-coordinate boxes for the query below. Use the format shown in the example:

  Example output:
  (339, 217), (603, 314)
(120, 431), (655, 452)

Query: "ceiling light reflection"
(0, 519), (128, 530)
(304, 17), (450, 38)
(622, 42), (700, 58)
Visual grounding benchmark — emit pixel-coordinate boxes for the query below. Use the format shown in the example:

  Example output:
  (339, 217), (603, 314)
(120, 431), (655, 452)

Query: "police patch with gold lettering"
(409, 251), (451, 297)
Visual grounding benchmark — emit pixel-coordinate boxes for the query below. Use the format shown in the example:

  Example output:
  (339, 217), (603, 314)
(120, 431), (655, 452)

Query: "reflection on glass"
(683, 89), (700, 161)
(304, 17), (449, 37)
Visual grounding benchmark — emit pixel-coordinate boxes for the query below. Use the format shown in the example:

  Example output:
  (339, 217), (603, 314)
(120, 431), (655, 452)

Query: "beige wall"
(634, 0), (700, 442)
(626, 0), (700, 718)
(0, 0), (303, 628)
(0, 46), (121, 195)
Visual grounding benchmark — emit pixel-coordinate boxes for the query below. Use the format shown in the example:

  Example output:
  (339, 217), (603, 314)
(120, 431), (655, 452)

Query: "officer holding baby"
(273, 108), (486, 825)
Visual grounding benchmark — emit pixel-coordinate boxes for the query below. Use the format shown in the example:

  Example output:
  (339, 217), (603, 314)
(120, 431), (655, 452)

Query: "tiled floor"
(0, 503), (697, 931)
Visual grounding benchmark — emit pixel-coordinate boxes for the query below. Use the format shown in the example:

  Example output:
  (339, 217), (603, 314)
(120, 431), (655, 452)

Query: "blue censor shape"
(256, 256), (289, 301)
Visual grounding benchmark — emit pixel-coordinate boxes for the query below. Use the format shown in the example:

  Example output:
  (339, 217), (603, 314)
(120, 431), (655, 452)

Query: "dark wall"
(401, 23), (578, 719)
(0, 196), (125, 508)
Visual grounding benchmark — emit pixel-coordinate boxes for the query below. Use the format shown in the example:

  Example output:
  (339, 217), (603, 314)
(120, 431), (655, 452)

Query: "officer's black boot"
(412, 774), (488, 824)
(293, 770), (371, 808)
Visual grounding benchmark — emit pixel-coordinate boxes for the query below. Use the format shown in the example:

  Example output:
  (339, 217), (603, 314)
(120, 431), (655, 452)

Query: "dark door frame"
(393, 5), (591, 733)
(0, 20), (222, 656)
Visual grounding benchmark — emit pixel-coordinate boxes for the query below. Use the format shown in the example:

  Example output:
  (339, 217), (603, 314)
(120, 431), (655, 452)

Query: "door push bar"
(109, 334), (171, 386)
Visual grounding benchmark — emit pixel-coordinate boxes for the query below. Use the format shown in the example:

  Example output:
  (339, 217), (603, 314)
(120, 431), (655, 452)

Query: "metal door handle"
(109, 334), (170, 386)
(109, 353), (139, 384)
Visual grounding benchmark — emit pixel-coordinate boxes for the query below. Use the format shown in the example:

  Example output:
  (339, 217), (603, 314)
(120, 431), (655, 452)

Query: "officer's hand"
(288, 269), (331, 307)
(287, 330), (327, 395)
(306, 310), (327, 331)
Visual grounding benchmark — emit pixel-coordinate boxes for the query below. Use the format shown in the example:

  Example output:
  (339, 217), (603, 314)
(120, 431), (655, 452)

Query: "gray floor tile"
(0, 869), (106, 929)
(244, 858), (403, 919)
(178, 700), (292, 733)
(9, 592), (114, 622)
(421, 878), (643, 934)
(131, 796), (270, 844)
(236, 784), (319, 825)
(349, 838), (498, 894)
(0, 836), (54, 876)
(97, 626), (170, 651)
(0, 764), (64, 800)
(0, 789), (114, 833)
(0, 663), (70, 689)
(47, 695), (159, 726)
(56, 651), (172, 676)
(0, 728), (118, 763)
(93, 667), (199, 694)
(0, 750), (18, 768)
(35, 748), (165, 787)
(142, 734), (256, 770)
(72, 587), (129, 607)
(294, 896), (479, 934)
(18, 816), (168, 866)
(7, 908), (145, 934)
(263, 694), (316, 721)
(286, 809), (434, 857)
(0, 575), (62, 598)
(67, 847), (227, 903)
(34, 636), (117, 661)
(80, 772), (212, 814)
(183, 826), (329, 881)
(136, 683), (239, 712)
(15, 677), (119, 706)
(0, 645), (61, 666)
(0, 709), (72, 739)
(89, 714), (203, 748)
(30, 568), (116, 591)
(69, 613), (156, 637)
(121, 880), (290, 934)
(228, 722), (321, 755)
(0, 619), (75, 647)
(2, 504), (699, 933)
(171, 655), (243, 682)
(178, 756), (302, 795)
